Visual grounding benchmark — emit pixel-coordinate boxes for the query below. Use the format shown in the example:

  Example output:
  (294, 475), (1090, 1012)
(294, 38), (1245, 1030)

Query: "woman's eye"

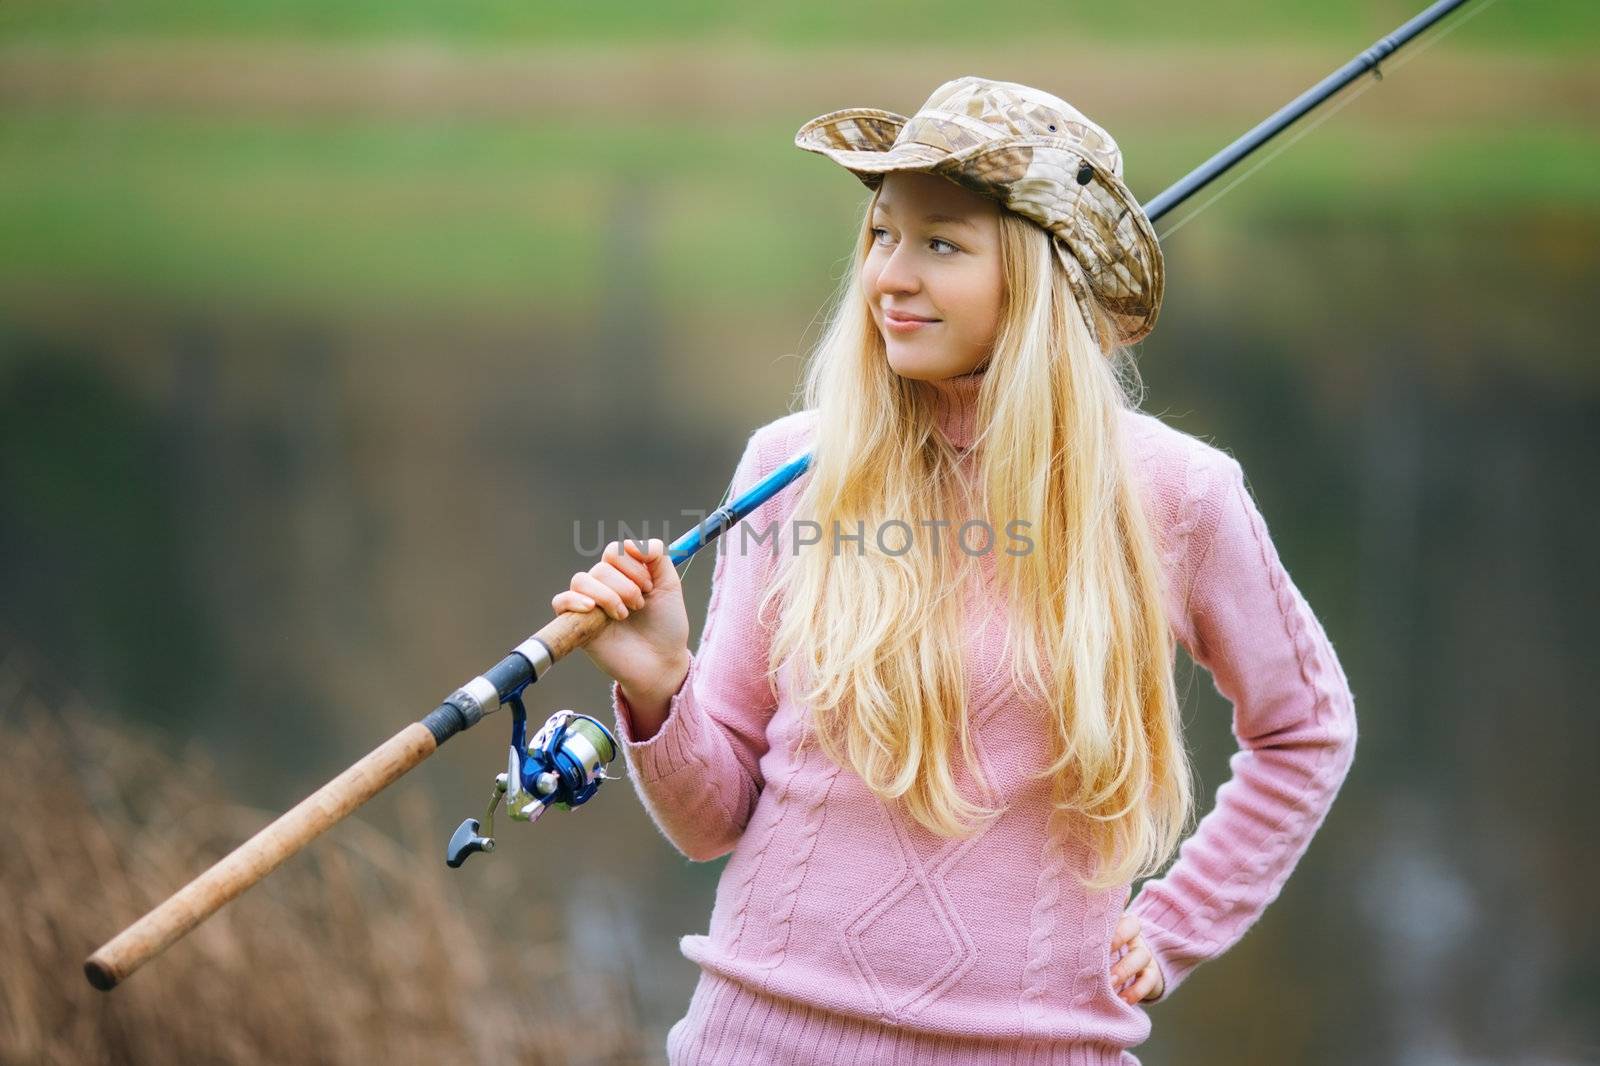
(871, 227), (958, 254)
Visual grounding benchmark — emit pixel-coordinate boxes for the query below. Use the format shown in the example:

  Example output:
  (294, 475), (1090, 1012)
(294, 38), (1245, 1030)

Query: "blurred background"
(1, 1), (1596, 1063)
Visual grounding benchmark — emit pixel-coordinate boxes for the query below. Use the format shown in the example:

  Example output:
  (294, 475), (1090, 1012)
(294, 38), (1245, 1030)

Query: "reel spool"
(447, 697), (619, 868)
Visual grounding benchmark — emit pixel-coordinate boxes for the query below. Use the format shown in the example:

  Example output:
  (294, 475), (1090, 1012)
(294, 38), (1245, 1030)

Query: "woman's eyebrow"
(873, 205), (976, 229)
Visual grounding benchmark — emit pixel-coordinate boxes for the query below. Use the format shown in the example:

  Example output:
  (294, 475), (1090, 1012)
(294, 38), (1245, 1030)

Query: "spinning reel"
(446, 690), (620, 868)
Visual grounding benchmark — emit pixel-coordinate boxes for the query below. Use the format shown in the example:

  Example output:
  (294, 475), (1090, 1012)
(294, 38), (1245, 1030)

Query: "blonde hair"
(757, 186), (1193, 891)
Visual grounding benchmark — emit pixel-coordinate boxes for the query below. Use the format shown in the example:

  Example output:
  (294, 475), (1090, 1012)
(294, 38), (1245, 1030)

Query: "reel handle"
(446, 819), (495, 867)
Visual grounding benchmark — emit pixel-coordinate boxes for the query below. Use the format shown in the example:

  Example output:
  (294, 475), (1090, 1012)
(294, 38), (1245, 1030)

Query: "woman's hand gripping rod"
(446, 445), (815, 866)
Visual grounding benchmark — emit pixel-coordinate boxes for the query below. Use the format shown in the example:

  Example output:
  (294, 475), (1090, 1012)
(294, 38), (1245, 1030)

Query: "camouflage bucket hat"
(795, 74), (1164, 347)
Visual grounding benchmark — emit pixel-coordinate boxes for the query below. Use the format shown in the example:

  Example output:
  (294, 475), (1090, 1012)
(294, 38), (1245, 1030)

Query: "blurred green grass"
(1, 0), (1595, 317)
(1, 112), (1594, 316)
(1, 0), (1592, 53)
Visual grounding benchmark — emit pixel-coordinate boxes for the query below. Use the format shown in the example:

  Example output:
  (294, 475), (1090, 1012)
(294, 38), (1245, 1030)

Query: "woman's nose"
(874, 241), (921, 295)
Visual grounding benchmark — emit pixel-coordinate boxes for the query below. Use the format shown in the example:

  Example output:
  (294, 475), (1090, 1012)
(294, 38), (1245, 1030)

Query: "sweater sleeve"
(1129, 453), (1358, 1002)
(608, 427), (784, 863)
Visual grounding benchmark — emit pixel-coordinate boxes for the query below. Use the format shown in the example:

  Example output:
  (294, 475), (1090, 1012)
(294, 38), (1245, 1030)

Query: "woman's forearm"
(617, 650), (692, 742)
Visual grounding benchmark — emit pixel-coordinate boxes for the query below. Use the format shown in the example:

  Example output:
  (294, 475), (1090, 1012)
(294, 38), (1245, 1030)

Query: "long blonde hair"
(759, 186), (1193, 891)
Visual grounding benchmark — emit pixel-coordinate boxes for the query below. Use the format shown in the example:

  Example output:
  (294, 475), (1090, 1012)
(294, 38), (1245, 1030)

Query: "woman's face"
(860, 171), (1004, 381)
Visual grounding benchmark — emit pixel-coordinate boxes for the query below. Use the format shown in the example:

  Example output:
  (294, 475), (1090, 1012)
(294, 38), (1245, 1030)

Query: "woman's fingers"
(1109, 938), (1164, 1003)
(623, 537), (666, 573)
(1111, 912), (1140, 953)
(590, 543), (650, 609)
(604, 540), (655, 595)
(573, 543), (649, 616)
(571, 571), (631, 620)
(550, 541), (661, 620)
(1111, 942), (1151, 989)
(1109, 912), (1163, 1004)
(589, 562), (645, 610)
(551, 589), (596, 613)
(1124, 962), (1161, 1003)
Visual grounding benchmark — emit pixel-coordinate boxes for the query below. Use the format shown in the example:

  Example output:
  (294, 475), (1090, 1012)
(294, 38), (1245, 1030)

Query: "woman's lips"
(884, 311), (941, 334)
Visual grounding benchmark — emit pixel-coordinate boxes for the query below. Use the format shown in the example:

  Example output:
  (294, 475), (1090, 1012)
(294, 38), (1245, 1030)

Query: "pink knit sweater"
(611, 371), (1358, 1065)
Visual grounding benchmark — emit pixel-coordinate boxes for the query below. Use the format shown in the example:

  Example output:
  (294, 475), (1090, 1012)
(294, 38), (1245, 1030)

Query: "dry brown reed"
(0, 642), (651, 1066)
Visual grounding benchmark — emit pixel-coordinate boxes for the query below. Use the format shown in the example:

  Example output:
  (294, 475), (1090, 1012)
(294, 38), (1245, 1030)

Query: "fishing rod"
(1143, 0), (1473, 222)
(83, 0), (1479, 992)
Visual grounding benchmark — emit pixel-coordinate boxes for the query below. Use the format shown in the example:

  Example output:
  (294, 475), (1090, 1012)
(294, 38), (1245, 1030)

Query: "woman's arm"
(609, 427), (785, 862)
(1128, 452), (1359, 1002)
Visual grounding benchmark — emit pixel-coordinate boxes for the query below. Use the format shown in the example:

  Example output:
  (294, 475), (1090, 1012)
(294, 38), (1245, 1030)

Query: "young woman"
(554, 76), (1357, 1065)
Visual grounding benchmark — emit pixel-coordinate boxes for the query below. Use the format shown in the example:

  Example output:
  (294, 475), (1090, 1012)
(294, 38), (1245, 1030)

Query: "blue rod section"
(667, 449), (813, 567)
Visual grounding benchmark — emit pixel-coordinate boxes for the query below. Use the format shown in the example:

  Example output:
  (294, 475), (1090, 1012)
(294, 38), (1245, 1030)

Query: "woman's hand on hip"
(1110, 911), (1166, 1004)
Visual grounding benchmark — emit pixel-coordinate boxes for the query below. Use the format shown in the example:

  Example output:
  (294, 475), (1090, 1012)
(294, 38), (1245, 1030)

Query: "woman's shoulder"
(718, 410), (821, 533)
(1119, 406), (1241, 482)
(754, 408), (821, 447)
(739, 408), (822, 480)
(1117, 407), (1243, 568)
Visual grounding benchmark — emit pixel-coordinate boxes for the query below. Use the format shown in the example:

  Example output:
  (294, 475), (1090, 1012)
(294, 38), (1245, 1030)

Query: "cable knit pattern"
(1020, 808), (1068, 1036)
(757, 751), (841, 969)
(611, 376), (1357, 1064)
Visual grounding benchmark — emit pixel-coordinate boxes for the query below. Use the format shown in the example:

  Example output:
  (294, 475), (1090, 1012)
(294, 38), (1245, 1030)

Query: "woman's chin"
(885, 347), (945, 379)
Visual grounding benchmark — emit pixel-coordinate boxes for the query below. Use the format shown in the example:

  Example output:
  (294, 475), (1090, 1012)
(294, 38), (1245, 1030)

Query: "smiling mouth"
(884, 315), (939, 332)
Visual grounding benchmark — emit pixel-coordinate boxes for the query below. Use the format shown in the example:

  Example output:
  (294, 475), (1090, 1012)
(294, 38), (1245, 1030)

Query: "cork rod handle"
(84, 721), (439, 990)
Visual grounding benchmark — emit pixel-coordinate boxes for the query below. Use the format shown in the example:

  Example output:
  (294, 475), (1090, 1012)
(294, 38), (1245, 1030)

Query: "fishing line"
(1156, 0), (1503, 242)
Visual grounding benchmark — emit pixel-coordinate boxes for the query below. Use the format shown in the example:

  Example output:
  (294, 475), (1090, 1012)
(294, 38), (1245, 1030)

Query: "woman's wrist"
(618, 649), (692, 737)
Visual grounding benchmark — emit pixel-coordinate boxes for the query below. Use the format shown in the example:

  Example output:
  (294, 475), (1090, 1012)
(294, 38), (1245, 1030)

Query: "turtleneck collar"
(925, 367), (987, 450)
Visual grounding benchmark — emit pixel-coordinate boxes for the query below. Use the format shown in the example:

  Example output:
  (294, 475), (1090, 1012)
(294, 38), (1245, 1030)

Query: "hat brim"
(794, 107), (939, 186)
(795, 108), (1163, 345)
